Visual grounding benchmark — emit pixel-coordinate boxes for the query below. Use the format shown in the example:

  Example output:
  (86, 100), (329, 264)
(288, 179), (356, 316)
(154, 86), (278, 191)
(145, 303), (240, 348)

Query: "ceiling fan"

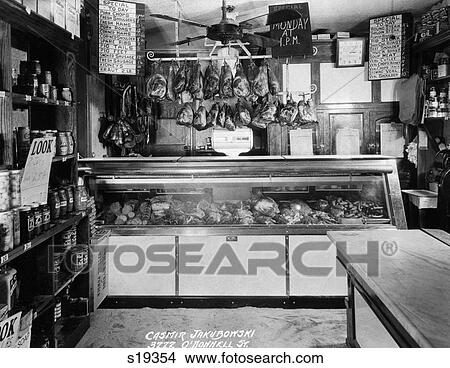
(150, 0), (302, 48)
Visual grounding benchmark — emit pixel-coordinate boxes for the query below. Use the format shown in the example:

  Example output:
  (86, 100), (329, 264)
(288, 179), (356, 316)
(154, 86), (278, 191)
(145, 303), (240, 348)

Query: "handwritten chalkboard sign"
(99, 0), (146, 75)
(270, 3), (313, 58)
(369, 14), (412, 80)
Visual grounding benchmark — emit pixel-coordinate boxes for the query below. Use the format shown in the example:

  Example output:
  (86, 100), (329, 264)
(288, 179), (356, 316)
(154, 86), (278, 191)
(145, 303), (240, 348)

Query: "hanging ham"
(146, 61), (167, 100)
(219, 61), (234, 99)
(203, 61), (220, 100)
(193, 105), (208, 131)
(207, 103), (220, 128)
(233, 61), (250, 98)
(166, 61), (177, 102)
(252, 63), (269, 98)
(176, 103), (194, 126)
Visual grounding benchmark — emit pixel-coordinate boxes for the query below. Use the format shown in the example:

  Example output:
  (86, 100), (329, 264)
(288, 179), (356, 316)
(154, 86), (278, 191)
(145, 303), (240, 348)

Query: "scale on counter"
(212, 127), (253, 156)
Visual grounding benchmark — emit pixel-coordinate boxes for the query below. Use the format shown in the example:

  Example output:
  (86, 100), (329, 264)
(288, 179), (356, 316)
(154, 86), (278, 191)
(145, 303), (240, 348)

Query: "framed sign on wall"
(368, 14), (412, 80)
(336, 38), (366, 68)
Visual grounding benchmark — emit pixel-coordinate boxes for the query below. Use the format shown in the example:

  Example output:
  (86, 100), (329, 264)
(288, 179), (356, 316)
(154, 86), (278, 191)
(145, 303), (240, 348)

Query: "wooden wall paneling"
(0, 20), (13, 165)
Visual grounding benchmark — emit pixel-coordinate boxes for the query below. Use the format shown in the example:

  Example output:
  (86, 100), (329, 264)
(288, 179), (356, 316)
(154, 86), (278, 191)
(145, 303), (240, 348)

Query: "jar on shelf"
(19, 206), (34, 244)
(66, 185), (74, 213)
(11, 208), (20, 249)
(48, 190), (61, 221)
(65, 132), (74, 155)
(61, 88), (73, 103)
(58, 188), (68, 217)
(9, 170), (22, 209)
(31, 60), (41, 75)
(56, 132), (69, 156)
(31, 203), (42, 237)
(44, 71), (52, 86)
(50, 86), (58, 101)
(40, 202), (51, 232)
(438, 56), (449, 78)
(0, 171), (11, 212)
(0, 211), (13, 253)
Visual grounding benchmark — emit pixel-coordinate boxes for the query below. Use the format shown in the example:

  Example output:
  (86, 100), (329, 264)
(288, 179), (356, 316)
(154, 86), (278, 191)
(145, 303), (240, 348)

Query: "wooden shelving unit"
(411, 30), (450, 53)
(12, 93), (77, 107)
(0, 212), (89, 267)
(0, 0), (90, 349)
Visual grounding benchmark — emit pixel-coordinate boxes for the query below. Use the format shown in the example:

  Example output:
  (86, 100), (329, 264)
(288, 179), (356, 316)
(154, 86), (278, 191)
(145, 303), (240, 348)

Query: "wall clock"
(336, 38), (366, 68)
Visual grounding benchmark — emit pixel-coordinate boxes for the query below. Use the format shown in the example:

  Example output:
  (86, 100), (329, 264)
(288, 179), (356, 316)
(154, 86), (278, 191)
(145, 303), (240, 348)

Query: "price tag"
(25, 95), (32, 102)
(62, 157), (67, 163)
(64, 101), (70, 106)
(44, 98), (48, 104)
(24, 242), (32, 251)
(0, 254), (9, 264)
(56, 101), (60, 105)
(81, 211), (86, 218)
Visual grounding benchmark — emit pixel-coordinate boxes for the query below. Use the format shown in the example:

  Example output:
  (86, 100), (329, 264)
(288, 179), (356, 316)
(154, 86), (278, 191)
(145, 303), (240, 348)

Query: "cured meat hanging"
(279, 94), (298, 126)
(203, 61), (220, 100)
(268, 63), (280, 96)
(252, 62), (270, 98)
(206, 102), (220, 128)
(234, 99), (252, 127)
(176, 103), (194, 126)
(166, 61), (178, 102)
(193, 105), (208, 131)
(173, 61), (187, 99)
(233, 60), (250, 98)
(219, 61), (234, 99)
(146, 61), (167, 100)
(223, 104), (236, 131)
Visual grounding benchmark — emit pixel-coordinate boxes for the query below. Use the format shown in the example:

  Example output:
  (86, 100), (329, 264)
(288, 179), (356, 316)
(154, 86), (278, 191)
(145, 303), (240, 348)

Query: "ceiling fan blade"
(239, 9), (302, 28)
(242, 33), (279, 48)
(167, 35), (208, 46)
(150, 14), (209, 28)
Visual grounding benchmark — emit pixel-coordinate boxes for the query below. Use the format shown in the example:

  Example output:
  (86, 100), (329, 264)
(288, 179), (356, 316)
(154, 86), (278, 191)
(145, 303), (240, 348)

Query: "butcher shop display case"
(79, 156), (406, 299)
(81, 155), (407, 234)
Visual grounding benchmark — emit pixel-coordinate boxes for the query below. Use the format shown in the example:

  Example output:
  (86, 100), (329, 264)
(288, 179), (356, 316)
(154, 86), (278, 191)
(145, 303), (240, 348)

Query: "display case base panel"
(108, 236), (176, 296)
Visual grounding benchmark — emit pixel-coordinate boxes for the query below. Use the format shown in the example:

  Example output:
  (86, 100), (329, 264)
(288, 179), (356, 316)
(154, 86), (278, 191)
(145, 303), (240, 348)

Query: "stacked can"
(54, 298), (62, 322)
(9, 170), (22, 209)
(88, 196), (97, 238)
(0, 172), (13, 254)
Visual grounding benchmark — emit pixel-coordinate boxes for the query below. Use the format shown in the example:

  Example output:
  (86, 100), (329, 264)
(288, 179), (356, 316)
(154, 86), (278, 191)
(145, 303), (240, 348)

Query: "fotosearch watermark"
(49, 239), (398, 278)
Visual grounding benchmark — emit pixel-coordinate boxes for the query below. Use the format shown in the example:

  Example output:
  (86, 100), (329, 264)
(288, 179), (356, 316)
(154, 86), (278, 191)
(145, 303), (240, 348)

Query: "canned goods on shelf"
(11, 208), (20, 248)
(0, 211), (13, 253)
(0, 172), (10, 212)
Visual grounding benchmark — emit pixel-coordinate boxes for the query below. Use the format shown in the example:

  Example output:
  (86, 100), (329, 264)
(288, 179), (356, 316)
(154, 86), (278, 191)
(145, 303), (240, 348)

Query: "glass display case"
(80, 156), (407, 234)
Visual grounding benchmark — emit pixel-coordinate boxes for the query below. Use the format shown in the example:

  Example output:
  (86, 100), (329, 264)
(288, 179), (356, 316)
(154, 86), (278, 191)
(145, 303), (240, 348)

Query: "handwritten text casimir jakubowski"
(145, 329), (256, 348)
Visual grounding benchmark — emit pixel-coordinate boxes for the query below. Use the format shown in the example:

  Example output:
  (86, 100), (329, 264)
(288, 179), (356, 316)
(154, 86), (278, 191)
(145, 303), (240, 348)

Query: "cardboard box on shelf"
(37, 0), (52, 21)
(66, 1), (80, 36)
(53, 0), (66, 29)
(22, 0), (37, 12)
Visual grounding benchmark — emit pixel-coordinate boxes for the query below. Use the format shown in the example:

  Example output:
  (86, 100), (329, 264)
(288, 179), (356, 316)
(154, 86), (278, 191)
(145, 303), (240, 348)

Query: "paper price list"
(369, 15), (403, 80)
(99, 0), (138, 75)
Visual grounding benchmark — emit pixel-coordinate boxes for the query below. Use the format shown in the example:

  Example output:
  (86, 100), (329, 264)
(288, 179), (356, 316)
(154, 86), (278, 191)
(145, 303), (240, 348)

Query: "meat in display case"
(81, 156), (407, 233)
(79, 156), (406, 299)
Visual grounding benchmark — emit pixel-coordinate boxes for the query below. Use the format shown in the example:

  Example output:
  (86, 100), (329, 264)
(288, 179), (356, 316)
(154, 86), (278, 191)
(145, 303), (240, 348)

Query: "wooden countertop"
(328, 230), (450, 348)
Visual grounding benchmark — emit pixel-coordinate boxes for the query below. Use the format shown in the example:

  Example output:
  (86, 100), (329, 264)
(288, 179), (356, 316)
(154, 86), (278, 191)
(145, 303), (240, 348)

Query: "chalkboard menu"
(369, 14), (412, 80)
(99, 0), (146, 75)
(270, 3), (313, 58)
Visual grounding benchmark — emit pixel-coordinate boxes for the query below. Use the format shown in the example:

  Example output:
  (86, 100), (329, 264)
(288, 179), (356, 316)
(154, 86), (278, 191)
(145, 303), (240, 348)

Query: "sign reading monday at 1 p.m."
(270, 3), (313, 58)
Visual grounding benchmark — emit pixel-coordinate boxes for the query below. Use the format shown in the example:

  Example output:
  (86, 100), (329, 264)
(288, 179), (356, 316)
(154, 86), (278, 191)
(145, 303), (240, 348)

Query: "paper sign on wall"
(336, 128), (360, 155)
(380, 123), (405, 157)
(21, 137), (56, 206)
(99, 0), (146, 75)
(290, 129), (313, 156)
